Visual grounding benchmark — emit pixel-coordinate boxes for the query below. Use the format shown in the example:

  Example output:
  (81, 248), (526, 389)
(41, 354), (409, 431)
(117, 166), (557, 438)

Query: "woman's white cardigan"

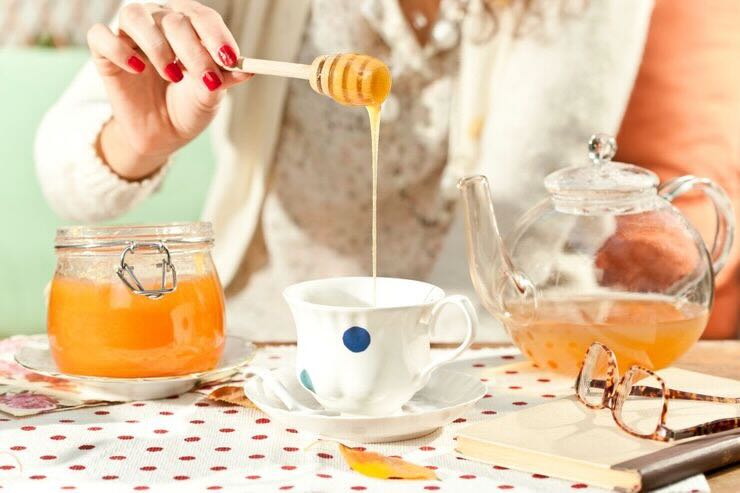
(35, 0), (653, 314)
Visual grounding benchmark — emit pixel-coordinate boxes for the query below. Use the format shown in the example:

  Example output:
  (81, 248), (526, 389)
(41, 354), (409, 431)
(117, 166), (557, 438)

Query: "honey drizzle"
(367, 104), (381, 305)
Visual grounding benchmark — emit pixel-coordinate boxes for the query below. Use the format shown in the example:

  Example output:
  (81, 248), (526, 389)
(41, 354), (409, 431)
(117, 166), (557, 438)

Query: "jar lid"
(544, 134), (659, 198)
(55, 222), (213, 249)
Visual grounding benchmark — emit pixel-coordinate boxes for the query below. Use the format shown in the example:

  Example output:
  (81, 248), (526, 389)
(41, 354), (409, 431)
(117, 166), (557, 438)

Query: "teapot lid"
(544, 134), (659, 198)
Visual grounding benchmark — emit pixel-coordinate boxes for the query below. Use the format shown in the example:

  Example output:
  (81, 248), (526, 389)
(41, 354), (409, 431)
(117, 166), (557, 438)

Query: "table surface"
(0, 338), (736, 493)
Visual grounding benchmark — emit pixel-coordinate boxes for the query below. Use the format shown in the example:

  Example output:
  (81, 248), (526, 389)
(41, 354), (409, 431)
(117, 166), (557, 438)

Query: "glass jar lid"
(544, 134), (659, 199)
(55, 222), (213, 250)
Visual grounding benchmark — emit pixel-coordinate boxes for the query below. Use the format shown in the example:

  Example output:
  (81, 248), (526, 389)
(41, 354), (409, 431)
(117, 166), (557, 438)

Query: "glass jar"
(49, 223), (225, 378)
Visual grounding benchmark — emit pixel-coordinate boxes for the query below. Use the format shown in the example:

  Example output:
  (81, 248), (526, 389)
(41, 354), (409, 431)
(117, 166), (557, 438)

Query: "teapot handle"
(658, 175), (735, 275)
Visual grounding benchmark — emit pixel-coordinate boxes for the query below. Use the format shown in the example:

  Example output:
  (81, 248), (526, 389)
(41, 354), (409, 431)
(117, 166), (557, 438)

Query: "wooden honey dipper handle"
(223, 54), (391, 107)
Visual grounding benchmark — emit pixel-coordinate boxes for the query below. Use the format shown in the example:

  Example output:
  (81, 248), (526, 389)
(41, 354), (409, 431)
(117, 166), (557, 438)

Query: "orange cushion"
(616, 0), (740, 338)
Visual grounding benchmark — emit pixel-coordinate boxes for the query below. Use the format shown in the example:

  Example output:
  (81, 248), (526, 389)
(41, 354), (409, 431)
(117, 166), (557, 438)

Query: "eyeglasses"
(574, 342), (739, 441)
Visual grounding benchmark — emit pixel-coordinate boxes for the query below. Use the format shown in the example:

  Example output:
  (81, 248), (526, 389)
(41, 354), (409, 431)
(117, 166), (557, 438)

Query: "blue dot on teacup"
(342, 326), (371, 353)
(299, 369), (315, 392)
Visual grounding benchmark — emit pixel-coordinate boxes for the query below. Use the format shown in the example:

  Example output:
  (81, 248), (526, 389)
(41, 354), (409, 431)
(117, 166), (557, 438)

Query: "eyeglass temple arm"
(669, 417), (740, 440)
(590, 380), (739, 403)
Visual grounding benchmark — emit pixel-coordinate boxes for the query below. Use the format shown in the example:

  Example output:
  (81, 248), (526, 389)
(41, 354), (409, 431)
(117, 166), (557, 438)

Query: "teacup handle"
(413, 295), (478, 389)
(659, 175), (735, 275)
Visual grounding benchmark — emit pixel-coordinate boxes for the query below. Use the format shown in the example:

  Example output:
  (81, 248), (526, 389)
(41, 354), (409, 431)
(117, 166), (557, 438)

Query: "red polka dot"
(102, 475), (118, 480)
(184, 436), (201, 442)
(482, 410), (497, 415)
(194, 402), (209, 407)
(420, 446), (435, 451)
(473, 363), (485, 368)
(509, 385), (522, 389)
(125, 420), (139, 424)
(88, 426), (102, 431)
(498, 485), (514, 489)
(317, 473), (332, 478)
(317, 452), (333, 459)
(505, 370), (518, 374)
(69, 465), (85, 470)
(159, 411), (173, 415)
(29, 475), (46, 480)
(78, 445), (95, 450)
(352, 446), (366, 451)
(542, 394), (556, 398)
(246, 475), (261, 480)
(140, 466), (157, 471)
(493, 465), (509, 470)
(154, 429), (168, 434)
(279, 487), (293, 491)
(269, 355), (281, 359)
(285, 428), (298, 433)
(281, 465), (297, 470)
(424, 487), (440, 491)
(351, 487), (366, 491)
(425, 466), (438, 470)
(223, 409), (238, 414)
(460, 474), (476, 479)
(207, 487), (222, 491)
(483, 393), (492, 398)
(248, 454), (265, 459)
(50, 435), (66, 440)
(132, 402), (146, 407)
(501, 355), (515, 360)
(571, 484), (588, 489)
(512, 401), (528, 406)
(146, 447), (163, 452)
(453, 418), (467, 423)
(480, 378), (489, 382)
(134, 487), (149, 491)
(537, 378), (550, 383)
(94, 410), (110, 415)
(251, 434), (267, 440)
(256, 418), (270, 424)
(10, 446), (26, 451)
(117, 435), (133, 440)
(179, 456), (195, 461)
(220, 428), (235, 433)
(109, 456), (126, 460)
(215, 447), (231, 452)
(190, 420), (205, 424)
(211, 466), (227, 471)
(0, 465), (15, 470)
(532, 474), (549, 479)
(59, 419), (75, 423)
(40, 455), (57, 460)
(21, 426), (35, 431)
(61, 487), (76, 491)
(173, 476), (189, 481)
(283, 447), (299, 452)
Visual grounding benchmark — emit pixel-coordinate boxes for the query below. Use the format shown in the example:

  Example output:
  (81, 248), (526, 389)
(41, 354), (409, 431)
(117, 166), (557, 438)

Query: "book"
(455, 368), (740, 492)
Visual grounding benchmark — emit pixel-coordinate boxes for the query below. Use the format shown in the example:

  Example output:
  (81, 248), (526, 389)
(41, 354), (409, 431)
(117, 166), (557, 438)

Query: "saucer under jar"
(48, 222), (225, 378)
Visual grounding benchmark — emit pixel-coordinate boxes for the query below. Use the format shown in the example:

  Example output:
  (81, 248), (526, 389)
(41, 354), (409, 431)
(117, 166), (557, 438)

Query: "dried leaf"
(206, 385), (256, 408)
(339, 443), (438, 480)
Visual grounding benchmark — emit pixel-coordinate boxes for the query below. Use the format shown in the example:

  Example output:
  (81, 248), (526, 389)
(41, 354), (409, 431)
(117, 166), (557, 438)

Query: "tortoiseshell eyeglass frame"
(574, 342), (740, 442)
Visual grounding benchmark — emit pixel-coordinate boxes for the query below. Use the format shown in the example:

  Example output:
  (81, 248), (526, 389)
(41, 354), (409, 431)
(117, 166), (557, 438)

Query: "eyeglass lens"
(576, 344), (611, 407)
(614, 368), (665, 437)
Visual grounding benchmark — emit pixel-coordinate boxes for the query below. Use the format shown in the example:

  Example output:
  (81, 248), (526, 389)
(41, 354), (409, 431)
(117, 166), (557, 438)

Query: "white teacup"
(283, 277), (478, 416)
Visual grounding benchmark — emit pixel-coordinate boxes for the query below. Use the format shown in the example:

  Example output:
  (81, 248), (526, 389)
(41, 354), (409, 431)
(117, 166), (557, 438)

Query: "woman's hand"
(87, 0), (252, 180)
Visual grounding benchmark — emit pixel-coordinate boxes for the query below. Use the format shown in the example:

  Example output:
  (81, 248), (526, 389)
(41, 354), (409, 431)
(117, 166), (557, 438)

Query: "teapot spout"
(458, 175), (529, 319)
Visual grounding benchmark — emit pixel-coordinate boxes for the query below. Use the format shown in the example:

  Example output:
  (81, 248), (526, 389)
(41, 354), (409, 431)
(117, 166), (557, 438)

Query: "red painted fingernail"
(217, 45), (237, 67)
(127, 55), (145, 73)
(165, 62), (183, 83)
(202, 71), (222, 91)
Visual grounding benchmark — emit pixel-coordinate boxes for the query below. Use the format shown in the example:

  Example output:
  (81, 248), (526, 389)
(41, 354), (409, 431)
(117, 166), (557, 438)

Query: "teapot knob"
(588, 133), (617, 164)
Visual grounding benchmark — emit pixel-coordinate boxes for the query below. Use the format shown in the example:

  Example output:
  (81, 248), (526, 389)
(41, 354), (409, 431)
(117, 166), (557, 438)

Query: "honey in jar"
(48, 223), (225, 378)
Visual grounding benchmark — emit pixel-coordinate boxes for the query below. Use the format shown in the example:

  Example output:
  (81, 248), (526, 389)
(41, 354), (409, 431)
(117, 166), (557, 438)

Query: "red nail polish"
(202, 71), (222, 91)
(127, 55), (145, 73)
(165, 62), (184, 83)
(217, 45), (237, 67)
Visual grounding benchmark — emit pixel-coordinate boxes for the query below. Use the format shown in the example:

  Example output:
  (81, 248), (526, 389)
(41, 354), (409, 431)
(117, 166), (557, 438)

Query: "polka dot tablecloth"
(0, 338), (708, 493)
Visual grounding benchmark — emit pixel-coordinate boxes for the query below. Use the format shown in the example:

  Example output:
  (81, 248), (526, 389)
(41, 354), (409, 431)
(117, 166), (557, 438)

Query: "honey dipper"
(222, 54), (392, 106)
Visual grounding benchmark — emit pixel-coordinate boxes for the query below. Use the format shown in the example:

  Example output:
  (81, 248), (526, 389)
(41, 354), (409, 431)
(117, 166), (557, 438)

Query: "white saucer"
(244, 367), (486, 443)
(14, 335), (256, 401)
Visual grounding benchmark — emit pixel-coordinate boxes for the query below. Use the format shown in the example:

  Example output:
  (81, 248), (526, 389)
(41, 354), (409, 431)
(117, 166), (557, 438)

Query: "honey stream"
(367, 104), (381, 304)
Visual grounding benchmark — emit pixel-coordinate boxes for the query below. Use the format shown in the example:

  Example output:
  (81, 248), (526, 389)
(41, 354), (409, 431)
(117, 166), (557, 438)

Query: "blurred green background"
(0, 48), (215, 337)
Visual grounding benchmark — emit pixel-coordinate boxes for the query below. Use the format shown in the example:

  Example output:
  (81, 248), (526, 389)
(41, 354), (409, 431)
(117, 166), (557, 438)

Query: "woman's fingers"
(118, 2), (183, 83)
(159, 11), (223, 92)
(87, 23), (146, 76)
(167, 0), (240, 68)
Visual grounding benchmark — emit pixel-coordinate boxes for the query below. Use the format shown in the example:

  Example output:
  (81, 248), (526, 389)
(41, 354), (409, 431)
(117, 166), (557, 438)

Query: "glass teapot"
(459, 134), (735, 375)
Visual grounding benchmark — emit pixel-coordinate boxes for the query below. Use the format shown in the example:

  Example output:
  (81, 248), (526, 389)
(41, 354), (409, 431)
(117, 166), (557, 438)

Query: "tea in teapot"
(459, 134), (735, 375)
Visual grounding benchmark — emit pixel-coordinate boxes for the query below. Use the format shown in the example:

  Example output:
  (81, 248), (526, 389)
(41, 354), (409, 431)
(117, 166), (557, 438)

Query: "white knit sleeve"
(34, 59), (168, 223)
